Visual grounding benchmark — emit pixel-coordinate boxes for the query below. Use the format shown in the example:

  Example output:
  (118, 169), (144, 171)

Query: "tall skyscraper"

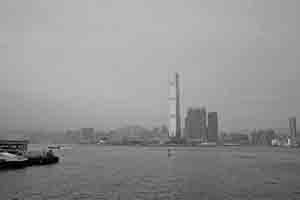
(185, 108), (202, 139)
(199, 107), (207, 142)
(169, 73), (181, 138)
(289, 117), (297, 146)
(208, 112), (218, 142)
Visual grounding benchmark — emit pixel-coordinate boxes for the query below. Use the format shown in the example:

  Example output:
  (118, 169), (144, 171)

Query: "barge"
(0, 140), (59, 170)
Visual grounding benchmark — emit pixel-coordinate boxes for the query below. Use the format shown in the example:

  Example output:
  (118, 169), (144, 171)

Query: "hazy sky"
(0, 0), (299, 132)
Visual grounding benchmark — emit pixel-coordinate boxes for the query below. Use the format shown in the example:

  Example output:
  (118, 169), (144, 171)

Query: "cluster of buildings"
(64, 125), (170, 145)
(65, 128), (96, 144)
(168, 73), (218, 144)
(168, 72), (298, 147)
(249, 129), (275, 146)
(62, 72), (297, 147)
(221, 132), (250, 145)
(219, 118), (298, 147)
(184, 108), (218, 143)
(271, 117), (298, 147)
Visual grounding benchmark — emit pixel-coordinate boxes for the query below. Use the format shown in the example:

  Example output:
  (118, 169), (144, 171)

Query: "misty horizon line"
(0, 125), (296, 135)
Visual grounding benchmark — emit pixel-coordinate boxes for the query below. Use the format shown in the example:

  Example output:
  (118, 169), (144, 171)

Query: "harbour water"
(1, 145), (300, 200)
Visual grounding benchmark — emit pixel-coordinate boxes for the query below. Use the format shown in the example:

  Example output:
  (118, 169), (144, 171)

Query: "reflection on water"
(1, 146), (300, 200)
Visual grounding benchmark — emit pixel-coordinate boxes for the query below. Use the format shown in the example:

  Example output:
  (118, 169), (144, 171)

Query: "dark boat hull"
(0, 160), (28, 170)
(0, 156), (59, 170)
(26, 155), (59, 166)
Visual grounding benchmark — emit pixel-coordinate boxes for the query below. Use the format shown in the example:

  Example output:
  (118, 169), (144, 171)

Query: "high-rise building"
(207, 112), (218, 142)
(199, 107), (207, 142)
(289, 117), (297, 146)
(168, 73), (181, 138)
(185, 108), (202, 139)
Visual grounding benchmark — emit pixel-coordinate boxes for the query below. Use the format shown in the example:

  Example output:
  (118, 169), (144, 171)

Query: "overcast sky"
(0, 0), (299, 132)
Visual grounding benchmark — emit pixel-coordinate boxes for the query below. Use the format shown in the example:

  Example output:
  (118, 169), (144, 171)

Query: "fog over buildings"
(0, 0), (300, 132)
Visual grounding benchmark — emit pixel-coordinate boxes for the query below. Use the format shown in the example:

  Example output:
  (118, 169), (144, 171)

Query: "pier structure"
(0, 140), (29, 153)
